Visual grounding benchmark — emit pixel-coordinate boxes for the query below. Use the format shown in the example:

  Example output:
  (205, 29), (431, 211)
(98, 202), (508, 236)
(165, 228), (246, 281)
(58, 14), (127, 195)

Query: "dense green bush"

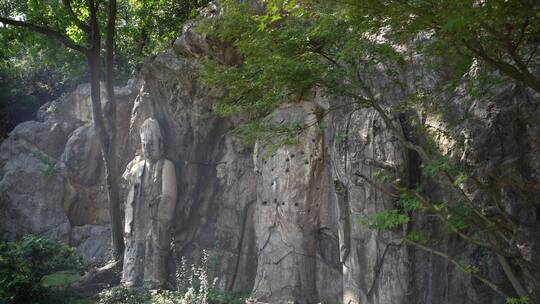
(0, 235), (84, 304)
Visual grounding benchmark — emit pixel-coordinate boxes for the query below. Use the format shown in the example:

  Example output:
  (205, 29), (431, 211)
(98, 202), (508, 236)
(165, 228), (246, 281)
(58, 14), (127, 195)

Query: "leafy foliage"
(396, 192), (422, 211)
(506, 296), (530, 304)
(446, 202), (472, 233)
(0, 235), (84, 304)
(117, 0), (210, 64)
(358, 209), (410, 230)
(97, 286), (152, 304)
(421, 156), (458, 177)
(0, 33), (81, 138)
(200, 0), (391, 118)
(0, 0), (209, 136)
(406, 231), (427, 245)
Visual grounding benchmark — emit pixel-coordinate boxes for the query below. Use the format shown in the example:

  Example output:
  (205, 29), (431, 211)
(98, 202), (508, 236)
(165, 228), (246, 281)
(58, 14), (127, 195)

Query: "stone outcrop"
(125, 46), (258, 292)
(0, 7), (538, 304)
(328, 106), (410, 304)
(61, 124), (102, 186)
(0, 132), (72, 241)
(71, 225), (112, 264)
(0, 82), (136, 263)
(252, 103), (327, 303)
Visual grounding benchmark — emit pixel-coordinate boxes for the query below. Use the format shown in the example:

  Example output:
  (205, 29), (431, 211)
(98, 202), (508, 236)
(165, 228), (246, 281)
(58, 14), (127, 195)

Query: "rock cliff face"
(1, 9), (539, 304)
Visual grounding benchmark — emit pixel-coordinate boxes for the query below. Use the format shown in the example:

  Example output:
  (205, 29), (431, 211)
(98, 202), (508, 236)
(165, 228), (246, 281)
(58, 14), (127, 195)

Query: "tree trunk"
(104, 0), (125, 261)
(87, 0), (124, 260)
(87, 50), (124, 260)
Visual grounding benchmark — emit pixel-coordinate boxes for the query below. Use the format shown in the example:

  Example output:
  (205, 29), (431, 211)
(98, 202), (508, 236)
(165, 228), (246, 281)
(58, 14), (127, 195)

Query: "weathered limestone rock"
(67, 260), (121, 297)
(122, 118), (178, 288)
(71, 224), (112, 264)
(173, 2), (240, 66)
(61, 124), (102, 186)
(0, 82), (135, 267)
(9, 120), (77, 158)
(66, 183), (110, 226)
(252, 103), (326, 304)
(0, 137), (72, 241)
(37, 83), (105, 124)
(129, 43), (258, 292)
(329, 106), (410, 304)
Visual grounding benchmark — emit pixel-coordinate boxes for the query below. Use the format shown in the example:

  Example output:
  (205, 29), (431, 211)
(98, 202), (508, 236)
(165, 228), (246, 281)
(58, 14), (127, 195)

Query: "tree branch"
(403, 238), (509, 298)
(62, 0), (90, 33)
(0, 16), (88, 54)
(495, 252), (529, 297)
(462, 39), (540, 93)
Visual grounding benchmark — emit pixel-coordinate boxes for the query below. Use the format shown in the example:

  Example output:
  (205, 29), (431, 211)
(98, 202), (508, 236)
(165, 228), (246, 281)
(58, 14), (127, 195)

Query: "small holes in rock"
(262, 201), (268, 205)
(281, 202), (285, 205)
(294, 203), (299, 207)
(286, 158), (290, 162)
(274, 198), (278, 203)
(304, 160), (309, 165)
(285, 168), (289, 173)
(290, 154), (295, 158)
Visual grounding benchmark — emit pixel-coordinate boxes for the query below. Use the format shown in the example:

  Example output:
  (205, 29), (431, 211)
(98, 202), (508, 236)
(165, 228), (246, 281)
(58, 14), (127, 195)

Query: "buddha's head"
(140, 118), (164, 161)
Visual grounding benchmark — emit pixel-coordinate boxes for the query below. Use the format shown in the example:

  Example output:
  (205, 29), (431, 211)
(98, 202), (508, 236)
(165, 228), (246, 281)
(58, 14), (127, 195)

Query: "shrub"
(98, 249), (248, 304)
(97, 286), (152, 304)
(97, 286), (247, 304)
(0, 235), (84, 304)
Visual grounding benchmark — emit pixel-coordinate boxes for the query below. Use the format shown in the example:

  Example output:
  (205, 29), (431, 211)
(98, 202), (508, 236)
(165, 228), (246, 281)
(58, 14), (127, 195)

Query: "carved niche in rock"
(121, 118), (178, 288)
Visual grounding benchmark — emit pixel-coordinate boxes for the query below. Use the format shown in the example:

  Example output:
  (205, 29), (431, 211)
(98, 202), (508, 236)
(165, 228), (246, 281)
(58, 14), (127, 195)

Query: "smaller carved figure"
(121, 118), (177, 288)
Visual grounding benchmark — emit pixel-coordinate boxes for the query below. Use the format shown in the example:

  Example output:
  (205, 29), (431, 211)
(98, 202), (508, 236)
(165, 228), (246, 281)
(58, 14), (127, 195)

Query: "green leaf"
(358, 209), (410, 230)
(506, 296), (529, 304)
(397, 192), (422, 211)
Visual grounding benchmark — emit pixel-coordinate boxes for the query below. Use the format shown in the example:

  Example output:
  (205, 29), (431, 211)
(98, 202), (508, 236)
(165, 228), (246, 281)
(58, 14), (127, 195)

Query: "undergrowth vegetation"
(0, 235), (84, 304)
(98, 250), (248, 304)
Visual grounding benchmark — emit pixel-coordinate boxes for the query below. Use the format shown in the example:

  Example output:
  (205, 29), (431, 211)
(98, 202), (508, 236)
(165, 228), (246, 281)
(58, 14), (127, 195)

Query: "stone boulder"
(173, 2), (240, 65)
(10, 120), (77, 158)
(0, 138), (72, 241)
(61, 124), (102, 186)
(71, 224), (112, 265)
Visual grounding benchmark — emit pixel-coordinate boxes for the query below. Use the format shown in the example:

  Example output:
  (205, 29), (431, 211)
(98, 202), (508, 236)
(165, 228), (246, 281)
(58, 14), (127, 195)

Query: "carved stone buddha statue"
(121, 118), (177, 288)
